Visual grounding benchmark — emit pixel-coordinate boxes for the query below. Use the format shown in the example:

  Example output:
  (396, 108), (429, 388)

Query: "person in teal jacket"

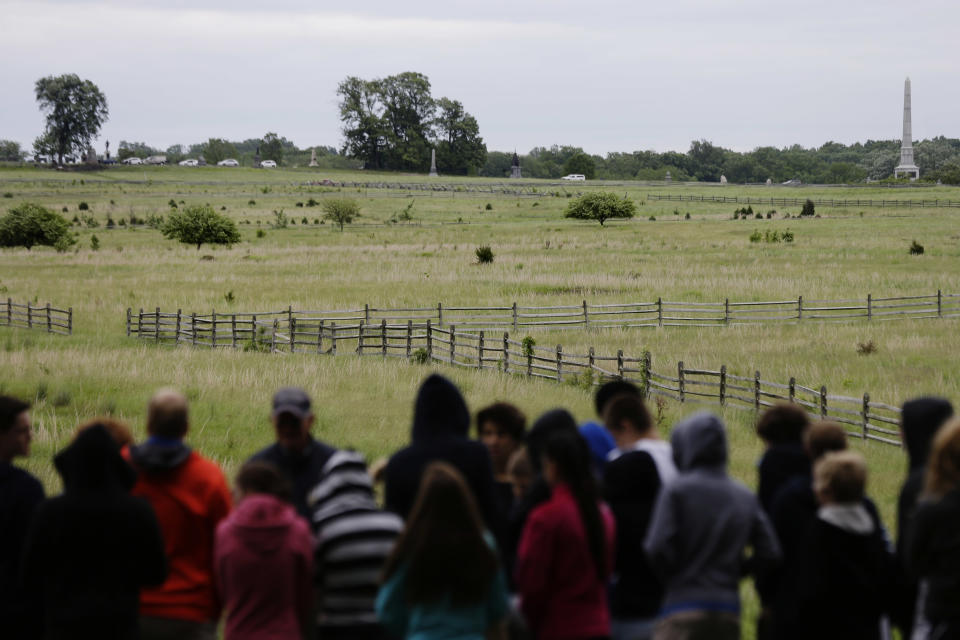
(376, 462), (509, 640)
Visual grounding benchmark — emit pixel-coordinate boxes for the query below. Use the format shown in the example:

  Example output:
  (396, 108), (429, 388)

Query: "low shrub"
(856, 340), (878, 355)
(256, 229), (266, 238)
(910, 240), (924, 255)
(475, 245), (494, 264)
(78, 202), (89, 211)
(485, 203), (493, 210)
(411, 347), (429, 365)
(749, 229), (762, 243)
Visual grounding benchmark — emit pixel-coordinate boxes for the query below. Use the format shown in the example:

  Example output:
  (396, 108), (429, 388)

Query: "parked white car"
(122, 157), (143, 165)
(260, 160), (277, 168)
(217, 158), (239, 167)
(561, 174), (586, 181)
(179, 158), (199, 167)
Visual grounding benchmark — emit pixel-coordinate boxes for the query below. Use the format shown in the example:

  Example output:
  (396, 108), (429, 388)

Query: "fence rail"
(648, 194), (960, 209)
(127, 311), (904, 447)
(126, 292), (959, 341)
(0, 299), (72, 335)
(305, 180), (579, 198)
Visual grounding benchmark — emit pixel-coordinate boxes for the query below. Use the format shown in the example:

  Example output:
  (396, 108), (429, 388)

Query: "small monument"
(105, 140), (111, 161)
(510, 151), (522, 179)
(664, 170), (672, 183)
(720, 175), (728, 184)
(894, 77), (920, 180)
(308, 148), (318, 167)
(766, 178), (772, 186)
(85, 146), (98, 165)
(253, 145), (261, 168)
(429, 148), (438, 177)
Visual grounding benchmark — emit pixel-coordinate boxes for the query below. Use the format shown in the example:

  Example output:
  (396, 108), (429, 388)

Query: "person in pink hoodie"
(215, 461), (314, 640)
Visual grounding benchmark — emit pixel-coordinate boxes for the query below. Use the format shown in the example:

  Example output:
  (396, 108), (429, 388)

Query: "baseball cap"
(271, 387), (312, 419)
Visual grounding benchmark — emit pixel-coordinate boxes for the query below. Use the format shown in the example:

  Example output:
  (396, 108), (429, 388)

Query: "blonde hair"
(813, 450), (867, 504)
(924, 418), (960, 499)
(74, 417), (134, 448)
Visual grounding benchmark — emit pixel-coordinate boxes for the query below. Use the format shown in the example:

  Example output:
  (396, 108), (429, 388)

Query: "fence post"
(820, 385), (828, 420)
(357, 322), (364, 355)
(67, 308), (72, 335)
(126, 307), (131, 336)
(797, 295), (803, 321)
(437, 302), (443, 327)
(191, 313), (197, 346)
(512, 302), (518, 330)
(426, 320), (433, 360)
(478, 331), (485, 370)
(374, 319), (382, 357)
(330, 322), (337, 355)
(176, 309), (182, 345)
(678, 361), (685, 402)
(526, 345), (533, 377)
(503, 332), (509, 374)
(867, 293), (872, 320)
(754, 370), (761, 410)
(156, 307), (161, 344)
(642, 351), (651, 398)
(231, 314), (237, 349)
(288, 305), (294, 331)
(27, 302), (32, 329)
(290, 318), (297, 353)
(720, 365), (727, 405)
(582, 300), (589, 327)
(789, 377), (796, 403)
(556, 344), (563, 382)
(938, 289), (943, 318)
(617, 350), (624, 380)
(319, 320), (325, 354)
(46, 303), (51, 333)
(271, 319), (278, 353)
(450, 325), (457, 364)
(862, 393), (870, 440)
(657, 297), (663, 327)
(724, 298), (730, 325)
(406, 321), (412, 358)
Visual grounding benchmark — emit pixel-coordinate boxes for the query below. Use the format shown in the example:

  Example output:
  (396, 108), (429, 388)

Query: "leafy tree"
(202, 138), (238, 165)
(434, 98), (487, 175)
(161, 204), (241, 250)
(564, 192), (636, 226)
(34, 74), (108, 166)
(117, 141), (158, 161)
(378, 72), (435, 171)
(563, 152), (596, 179)
(800, 199), (816, 217)
(0, 202), (75, 250)
(260, 132), (284, 165)
(321, 198), (360, 231)
(0, 140), (22, 161)
(688, 139), (726, 182)
(337, 76), (386, 170)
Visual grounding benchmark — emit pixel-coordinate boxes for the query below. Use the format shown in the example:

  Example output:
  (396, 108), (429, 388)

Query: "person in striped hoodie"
(311, 449), (404, 640)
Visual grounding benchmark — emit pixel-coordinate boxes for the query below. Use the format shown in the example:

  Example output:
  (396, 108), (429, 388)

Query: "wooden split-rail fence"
(126, 292), (959, 341)
(0, 299), (72, 335)
(648, 194), (960, 209)
(127, 309), (904, 447)
(304, 180), (576, 198)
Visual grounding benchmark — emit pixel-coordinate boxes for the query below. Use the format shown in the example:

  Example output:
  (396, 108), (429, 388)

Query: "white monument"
(894, 77), (920, 180)
(308, 148), (318, 167)
(720, 175), (728, 184)
(664, 170), (672, 183)
(429, 148), (438, 177)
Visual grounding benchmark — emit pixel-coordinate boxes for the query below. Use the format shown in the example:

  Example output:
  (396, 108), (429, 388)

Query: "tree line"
(481, 138), (960, 184)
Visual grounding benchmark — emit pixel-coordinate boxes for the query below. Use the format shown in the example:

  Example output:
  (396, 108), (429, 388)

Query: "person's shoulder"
(249, 443), (279, 463)
(9, 465), (45, 498)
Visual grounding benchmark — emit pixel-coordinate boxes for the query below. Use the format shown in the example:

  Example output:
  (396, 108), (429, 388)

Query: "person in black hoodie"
(21, 423), (167, 640)
(384, 375), (501, 541)
(756, 403), (811, 514)
(906, 417), (960, 638)
(0, 396), (44, 640)
(897, 397), (953, 638)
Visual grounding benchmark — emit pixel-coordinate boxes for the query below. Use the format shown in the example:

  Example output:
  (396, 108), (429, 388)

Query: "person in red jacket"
(216, 461), (314, 640)
(516, 412), (616, 640)
(124, 389), (232, 640)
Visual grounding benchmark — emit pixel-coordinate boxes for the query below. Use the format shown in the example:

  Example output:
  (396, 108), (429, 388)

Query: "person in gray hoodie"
(643, 412), (781, 640)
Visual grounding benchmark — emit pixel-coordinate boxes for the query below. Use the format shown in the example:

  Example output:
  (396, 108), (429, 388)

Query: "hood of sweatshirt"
(410, 374), (470, 442)
(902, 397), (954, 470)
(229, 494), (301, 554)
(670, 412), (727, 472)
(129, 437), (192, 473)
(54, 424), (136, 493)
(526, 409), (578, 474)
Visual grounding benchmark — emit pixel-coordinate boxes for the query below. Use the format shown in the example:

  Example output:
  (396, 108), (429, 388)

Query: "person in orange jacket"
(123, 389), (232, 640)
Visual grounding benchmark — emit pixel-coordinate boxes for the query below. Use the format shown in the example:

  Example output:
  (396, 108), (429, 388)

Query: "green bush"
(161, 204), (241, 250)
(90, 234), (100, 250)
(475, 245), (494, 264)
(78, 201), (89, 211)
(411, 347), (429, 365)
(485, 203), (493, 211)
(322, 198), (361, 231)
(749, 229), (762, 243)
(800, 199), (816, 217)
(0, 202), (76, 251)
(256, 229), (266, 238)
(910, 240), (924, 255)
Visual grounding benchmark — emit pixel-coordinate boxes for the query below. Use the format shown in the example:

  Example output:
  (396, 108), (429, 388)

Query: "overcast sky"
(2, 0), (957, 155)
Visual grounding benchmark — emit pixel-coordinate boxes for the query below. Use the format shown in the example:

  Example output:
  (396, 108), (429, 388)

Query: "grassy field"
(3, 165), (958, 633)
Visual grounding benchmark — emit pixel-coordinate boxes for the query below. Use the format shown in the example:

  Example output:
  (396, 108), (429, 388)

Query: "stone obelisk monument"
(894, 77), (920, 180)
(429, 148), (438, 177)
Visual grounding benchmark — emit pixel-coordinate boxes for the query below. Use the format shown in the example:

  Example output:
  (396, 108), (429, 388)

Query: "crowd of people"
(1, 375), (958, 640)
